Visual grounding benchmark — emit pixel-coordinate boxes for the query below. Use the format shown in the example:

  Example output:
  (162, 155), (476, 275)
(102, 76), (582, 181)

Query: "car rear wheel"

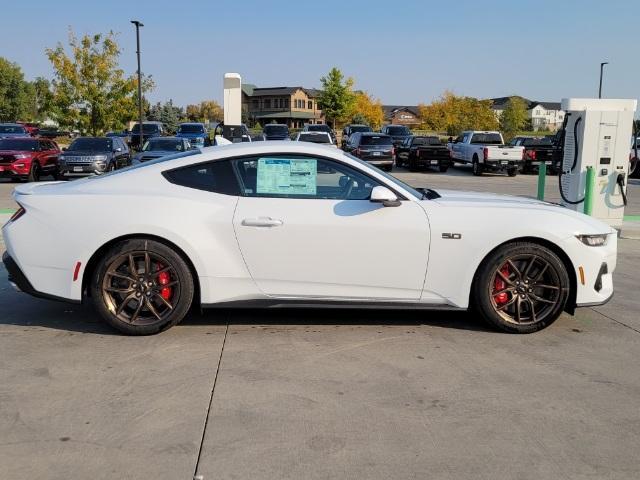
(91, 239), (195, 335)
(472, 156), (482, 176)
(507, 168), (518, 177)
(630, 156), (639, 178)
(439, 165), (449, 173)
(27, 162), (40, 182)
(472, 242), (570, 333)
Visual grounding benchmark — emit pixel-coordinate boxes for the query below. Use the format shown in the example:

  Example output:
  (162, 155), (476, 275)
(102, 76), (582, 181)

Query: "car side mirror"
(370, 186), (401, 207)
(62, 147), (67, 151)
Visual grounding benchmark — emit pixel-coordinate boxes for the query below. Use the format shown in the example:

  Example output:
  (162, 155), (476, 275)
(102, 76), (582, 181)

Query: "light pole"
(131, 20), (144, 149)
(599, 62), (608, 99)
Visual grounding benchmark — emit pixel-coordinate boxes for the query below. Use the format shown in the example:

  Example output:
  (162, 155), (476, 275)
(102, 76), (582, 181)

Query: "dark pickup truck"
(510, 136), (560, 174)
(396, 136), (450, 172)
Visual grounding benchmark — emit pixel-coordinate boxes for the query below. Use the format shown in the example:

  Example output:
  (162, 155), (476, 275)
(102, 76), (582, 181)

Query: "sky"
(1, 0), (637, 109)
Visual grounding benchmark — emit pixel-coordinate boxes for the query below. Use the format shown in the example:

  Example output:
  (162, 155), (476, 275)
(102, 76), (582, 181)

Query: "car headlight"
(94, 155), (107, 161)
(13, 154), (29, 159)
(576, 234), (608, 247)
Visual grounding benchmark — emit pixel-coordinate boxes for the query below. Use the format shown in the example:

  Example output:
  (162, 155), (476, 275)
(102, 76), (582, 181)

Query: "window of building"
(284, 99), (289, 109)
(308, 101), (313, 110)
(264, 99), (271, 109)
(252, 99), (258, 109)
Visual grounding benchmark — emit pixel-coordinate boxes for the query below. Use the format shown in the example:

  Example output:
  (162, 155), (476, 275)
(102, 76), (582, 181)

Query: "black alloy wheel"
(473, 242), (570, 333)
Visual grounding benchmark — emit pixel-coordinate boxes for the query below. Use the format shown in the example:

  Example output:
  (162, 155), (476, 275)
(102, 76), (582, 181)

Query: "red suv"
(0, 137), (61, 182)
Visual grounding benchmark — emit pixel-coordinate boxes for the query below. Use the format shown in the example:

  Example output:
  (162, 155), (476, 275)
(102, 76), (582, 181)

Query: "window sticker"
(256, 158), (317, 195)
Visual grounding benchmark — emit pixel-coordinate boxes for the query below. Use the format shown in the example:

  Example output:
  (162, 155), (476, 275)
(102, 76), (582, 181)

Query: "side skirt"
(202, 299), (466, 311)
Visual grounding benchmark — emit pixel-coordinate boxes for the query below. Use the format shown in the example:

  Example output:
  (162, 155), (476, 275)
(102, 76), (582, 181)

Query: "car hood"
(176, 133), (206, 138)
(430, 189), (614, 233)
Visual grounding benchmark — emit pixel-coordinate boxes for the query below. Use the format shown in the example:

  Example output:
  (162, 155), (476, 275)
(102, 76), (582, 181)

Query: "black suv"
(345, 132), (394, 171)
(58, 136), (131, 178)
(262, 124), (290, 140)
(341, 124), (372, 149)
(380, 124), (412, 148)
(130, 121), (166, 150)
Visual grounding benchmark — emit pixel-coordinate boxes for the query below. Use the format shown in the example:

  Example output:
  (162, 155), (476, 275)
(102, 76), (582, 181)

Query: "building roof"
(489, 96), (562, 111)
(245, 86), (322, 98)
(241, 83), (257, 96)
(382, 105), (419, 117)
(529, 101), (562, 110)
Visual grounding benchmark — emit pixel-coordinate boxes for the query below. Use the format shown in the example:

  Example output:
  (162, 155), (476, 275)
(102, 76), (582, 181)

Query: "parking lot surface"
(1, 167), (640, 479)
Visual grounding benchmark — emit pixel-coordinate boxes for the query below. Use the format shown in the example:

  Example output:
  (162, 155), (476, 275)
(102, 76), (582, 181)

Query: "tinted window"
(307, 125), (330, 133)
(163, 160), (239, 195)
(522, 137), (552, 146)
(0, 139), (37, 150)
(413, 136), (441, 146)
(234, 155), (381, 200)
(360, 135), (393, 146)
(386, 126), (410, 135)
(263, 125), (289, 135)
(0, 125), (27, 134)
(144, 139), (186, 152)
(178, 124), (206, 134)
(132, 123), (161, 134)
(298, 133), (331, 144)
(350, 125), (372, 134)
(69, 138), (112, 151)
(470, 133), (503, 145)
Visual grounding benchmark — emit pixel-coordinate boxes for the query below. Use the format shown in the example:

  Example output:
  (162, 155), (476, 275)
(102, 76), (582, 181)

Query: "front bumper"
(59, 161), (107, 176)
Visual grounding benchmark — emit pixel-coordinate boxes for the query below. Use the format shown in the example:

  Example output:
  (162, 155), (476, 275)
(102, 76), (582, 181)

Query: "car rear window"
(350, 126), (372, 133)
(163, 160), (240, 195)
(386, 126), (410, 135)
(470, 133), (503, 145)
(522, 137), (552, 146)
(298, 133), (331, 144)
(178, 124), (206, 134)
(0, 139), (38, 150)
(0, 125), (27, 134)
(132, 123), (161, 134)
(413, 136), (441, 146)
(360, 135), (393, 146)
(264, 125), (289, 135)
(307, 125), (330, 132)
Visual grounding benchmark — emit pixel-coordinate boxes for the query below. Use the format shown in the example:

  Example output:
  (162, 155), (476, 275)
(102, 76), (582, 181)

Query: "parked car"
(16, 122), (40, 136)
(629, 137), (639, 178)
(58, 136), (131, 178)
(345, 132), (394, 171)
(0, 137), (61, 182)
(448, 131), (524, 176)
(262, 124), (290, 141)
(106, 130), (132, 145)
(396, 136), (450, 172)
(130, 121), (166, 150)
(2, 142), (617, 336)
(341, 124), (372, 149)
(509, 136), (559, 174)
(134, 137), (192, 163)
(38, 128), (73, 139)
(294, 131), (336, 147)
(302, 124), (336, 144)
(176, 122), (211, 148)
(0, 123), (30, 139)
(380, 124), (412, 148)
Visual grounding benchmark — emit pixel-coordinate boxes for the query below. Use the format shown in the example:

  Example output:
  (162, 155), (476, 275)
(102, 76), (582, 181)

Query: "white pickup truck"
(448, 131), (524, 176)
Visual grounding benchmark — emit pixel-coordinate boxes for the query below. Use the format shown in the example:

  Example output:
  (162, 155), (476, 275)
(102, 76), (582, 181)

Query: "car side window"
(234, 155), (382, 201)
(163, 160), (240, 195)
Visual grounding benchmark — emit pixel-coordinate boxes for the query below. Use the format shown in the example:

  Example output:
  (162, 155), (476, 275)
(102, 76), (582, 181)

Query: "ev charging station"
(559, 98), (637, 227)
(220, 72), (247, 143)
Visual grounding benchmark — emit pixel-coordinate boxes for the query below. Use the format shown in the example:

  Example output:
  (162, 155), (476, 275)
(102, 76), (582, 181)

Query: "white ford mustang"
(2, 142), (616, 335)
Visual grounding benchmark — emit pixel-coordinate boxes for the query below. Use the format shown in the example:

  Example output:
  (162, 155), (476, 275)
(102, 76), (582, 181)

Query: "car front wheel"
(91, 239), (195, 335)
(472, 242), (570, 333)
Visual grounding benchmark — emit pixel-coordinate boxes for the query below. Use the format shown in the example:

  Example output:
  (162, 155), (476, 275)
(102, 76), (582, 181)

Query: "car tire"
(507, 168), (518, 177)
(472, 156), (482, 176)
(396, 157), (403, 168)
(408, 155), (418, 172)
(439, 165), (449, 173)
(27, 162), (40, 182)
(108, 162), (117, 172)
(630, 157), (639, 178)
(90, 239), (195, 335)
(472, 241), (570, 334)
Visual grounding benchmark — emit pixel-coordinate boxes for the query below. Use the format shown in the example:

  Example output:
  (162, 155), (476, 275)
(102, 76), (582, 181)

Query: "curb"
(619, 221), (640, 240)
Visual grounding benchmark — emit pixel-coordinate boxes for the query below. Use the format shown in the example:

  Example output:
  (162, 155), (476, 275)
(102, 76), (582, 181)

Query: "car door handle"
(241, 217), (284, 227)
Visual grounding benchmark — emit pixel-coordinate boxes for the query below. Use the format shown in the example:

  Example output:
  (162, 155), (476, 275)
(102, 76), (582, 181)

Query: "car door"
(232, 154), (431, 300)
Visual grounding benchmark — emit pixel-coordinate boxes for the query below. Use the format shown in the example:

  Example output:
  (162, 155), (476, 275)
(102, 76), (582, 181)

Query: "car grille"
(64, 155), (97, 163)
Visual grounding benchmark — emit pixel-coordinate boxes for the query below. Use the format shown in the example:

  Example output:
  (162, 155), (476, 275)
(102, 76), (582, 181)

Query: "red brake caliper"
(494, 264), (510, 305)
(157, 265), (172, 300)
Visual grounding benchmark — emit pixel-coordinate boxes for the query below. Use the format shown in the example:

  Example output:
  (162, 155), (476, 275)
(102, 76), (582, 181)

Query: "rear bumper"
(2, 251), (79, 303)
(416, 158), (449, 167)
(484, 160), (521, 170)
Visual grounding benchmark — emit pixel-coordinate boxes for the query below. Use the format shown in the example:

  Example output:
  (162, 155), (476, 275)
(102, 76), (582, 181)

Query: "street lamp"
(599, 62), (608, 99)
(131, 20), (144, 149)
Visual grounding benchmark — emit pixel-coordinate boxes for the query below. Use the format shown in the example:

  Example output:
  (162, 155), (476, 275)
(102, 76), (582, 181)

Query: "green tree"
(317, 67), (355, 129)
(31, 77), (54, 121)
(419, 91), (498, 136)
(499, 97), (528, 138)
(46, 30), (154, 135)
(0, 57), (35, 122)
(184, 100), (222, 123)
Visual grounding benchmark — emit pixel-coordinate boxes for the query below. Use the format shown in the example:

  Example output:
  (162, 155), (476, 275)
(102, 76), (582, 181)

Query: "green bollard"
(584, 166), (595, 216)
(537, 162), (546, 200)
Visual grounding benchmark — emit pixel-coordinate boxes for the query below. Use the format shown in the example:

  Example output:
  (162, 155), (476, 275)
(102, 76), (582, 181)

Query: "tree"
(31, 77), (54, 121)
(148, 99), (183, 133)
(418, 91), (498, 136)
(317, 67), (355, 129)
(499, 97), (528, 138)
(349, 91), (384, 129)
(46, 30), (154, 135)
(0, 57), (35, 122)
(185, 100), (223, 123)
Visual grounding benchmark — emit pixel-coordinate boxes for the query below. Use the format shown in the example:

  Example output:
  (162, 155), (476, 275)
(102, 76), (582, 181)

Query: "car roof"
(179, 122), (205, 126)
(0, 123), (25, 127)
(360, 132), (390, 137)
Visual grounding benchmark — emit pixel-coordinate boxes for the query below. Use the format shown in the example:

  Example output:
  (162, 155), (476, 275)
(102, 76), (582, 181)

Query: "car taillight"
(391, 147), (395, 156)
(355, 148), (361, 156)
(529, 150), (536, 160)
(483, 147), (489, 161)
(9, 204), (26, 223)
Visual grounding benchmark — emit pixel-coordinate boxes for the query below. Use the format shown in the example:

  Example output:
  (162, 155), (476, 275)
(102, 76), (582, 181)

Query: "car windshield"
(522, 137), (552, 146)
(298, 133), (331, 144)
(307, 125), (330, 132)
(0, 125), (26, 134)
(89, 150), (200, 180)
(264, 125), (288, 135)
(387, 126), (410, 135)
(470, 133), (503, 145)
(143, 139), (186, 152)
(178, 124), (205, 134)
(0, 139), (38, 151)
(344, 152), (423, 199)
(360, 135), (392, 146)
(132, 123), (161, 134)
(351, 126), (372, 133)
(413, 136), (441, 146)
(68, 138), (112, 151)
